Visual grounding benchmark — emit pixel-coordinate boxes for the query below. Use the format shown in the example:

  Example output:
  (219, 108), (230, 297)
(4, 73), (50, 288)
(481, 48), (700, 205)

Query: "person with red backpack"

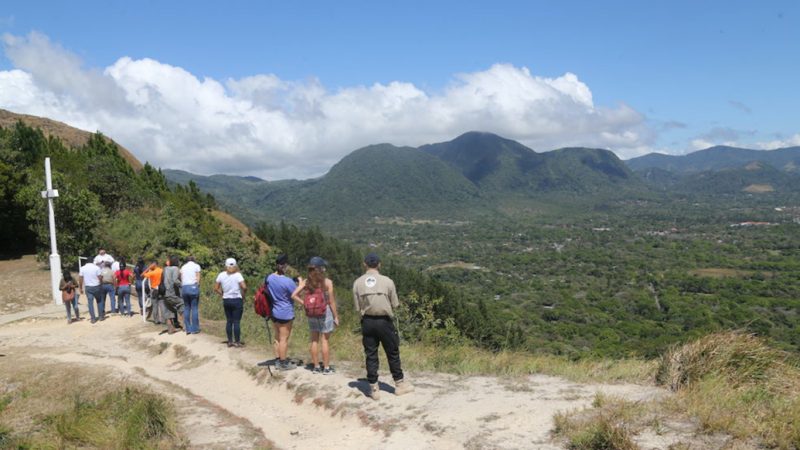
(292, 256), (340, 375)
(267, 254), (299, 370)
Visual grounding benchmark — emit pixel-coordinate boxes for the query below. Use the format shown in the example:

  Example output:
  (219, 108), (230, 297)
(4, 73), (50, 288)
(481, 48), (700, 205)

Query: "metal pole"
(41, 157), (61, 305)
(142, 278), (149, 323)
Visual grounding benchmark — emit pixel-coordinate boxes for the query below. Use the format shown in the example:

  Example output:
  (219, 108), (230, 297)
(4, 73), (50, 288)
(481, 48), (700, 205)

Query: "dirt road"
(0, 256), (678, 449)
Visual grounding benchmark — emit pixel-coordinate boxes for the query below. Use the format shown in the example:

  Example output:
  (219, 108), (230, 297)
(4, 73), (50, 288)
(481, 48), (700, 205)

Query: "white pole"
(142, 278), (149, 323)
(41, 157), (62, 305)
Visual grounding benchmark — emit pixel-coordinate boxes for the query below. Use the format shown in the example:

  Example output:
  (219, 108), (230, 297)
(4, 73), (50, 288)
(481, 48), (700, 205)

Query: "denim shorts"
(308, 306), (334, 333)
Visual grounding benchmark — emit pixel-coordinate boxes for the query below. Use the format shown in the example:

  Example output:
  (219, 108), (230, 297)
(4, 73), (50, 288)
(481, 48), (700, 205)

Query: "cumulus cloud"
(755, 134), (800, 150)
(0, 32), (654, 179)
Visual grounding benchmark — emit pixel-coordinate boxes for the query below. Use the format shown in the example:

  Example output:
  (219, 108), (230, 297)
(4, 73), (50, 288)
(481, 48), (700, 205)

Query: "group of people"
(64, 249), (202, 335)
(62, 248), (411, 400)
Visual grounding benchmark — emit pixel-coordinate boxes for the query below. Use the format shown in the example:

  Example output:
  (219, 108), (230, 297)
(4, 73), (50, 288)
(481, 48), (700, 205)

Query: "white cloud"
(755, 134), (800, 150)
(0, 32), (655, 179)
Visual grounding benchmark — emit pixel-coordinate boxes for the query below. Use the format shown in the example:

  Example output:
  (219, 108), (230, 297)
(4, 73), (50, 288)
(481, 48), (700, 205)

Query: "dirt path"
(0, 257), (676, 449)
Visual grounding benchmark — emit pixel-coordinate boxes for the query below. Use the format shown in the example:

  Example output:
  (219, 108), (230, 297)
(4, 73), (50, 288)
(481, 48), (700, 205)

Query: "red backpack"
(303, 287), (328, 318)
(254, 281), (273, 319)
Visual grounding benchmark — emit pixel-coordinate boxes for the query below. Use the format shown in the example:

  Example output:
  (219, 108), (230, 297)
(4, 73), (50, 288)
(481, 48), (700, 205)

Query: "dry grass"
(656, 331), (800, 449)
(0, 353), (183, 449)
(552, 394), (642, 450)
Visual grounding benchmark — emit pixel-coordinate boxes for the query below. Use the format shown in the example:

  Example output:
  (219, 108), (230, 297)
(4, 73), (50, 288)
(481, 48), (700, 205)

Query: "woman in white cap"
(214, 258), (247, 347)
(292, 256), (339, 374)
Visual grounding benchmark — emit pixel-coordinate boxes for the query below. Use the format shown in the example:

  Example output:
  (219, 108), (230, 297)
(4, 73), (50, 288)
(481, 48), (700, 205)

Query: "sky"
(0, 0), (798, 180)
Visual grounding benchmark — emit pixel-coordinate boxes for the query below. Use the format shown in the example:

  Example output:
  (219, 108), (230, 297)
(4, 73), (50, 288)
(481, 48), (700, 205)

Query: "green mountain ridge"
(165, 132), (643, 223)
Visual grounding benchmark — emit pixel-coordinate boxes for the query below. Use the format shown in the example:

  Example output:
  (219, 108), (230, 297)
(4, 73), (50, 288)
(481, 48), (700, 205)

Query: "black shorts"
(272, 317), (293, 324)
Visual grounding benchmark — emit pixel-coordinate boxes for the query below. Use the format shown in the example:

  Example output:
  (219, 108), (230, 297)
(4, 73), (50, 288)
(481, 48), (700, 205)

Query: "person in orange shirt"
(142, 261), (163, 323)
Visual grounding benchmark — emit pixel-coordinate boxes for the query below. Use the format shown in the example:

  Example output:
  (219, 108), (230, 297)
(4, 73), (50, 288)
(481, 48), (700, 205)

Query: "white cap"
(225, 258), (237, 267)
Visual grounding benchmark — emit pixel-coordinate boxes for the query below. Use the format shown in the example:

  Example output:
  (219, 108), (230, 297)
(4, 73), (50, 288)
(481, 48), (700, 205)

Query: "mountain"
(165, 132), (643, 224)
(421, 132), (640, 193)
(627, 145), (800, 174)
(0, 108), (143, 171)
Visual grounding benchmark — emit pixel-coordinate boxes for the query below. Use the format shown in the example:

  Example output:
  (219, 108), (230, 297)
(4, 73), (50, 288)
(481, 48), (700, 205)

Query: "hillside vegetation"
(0, 120), (269, 272)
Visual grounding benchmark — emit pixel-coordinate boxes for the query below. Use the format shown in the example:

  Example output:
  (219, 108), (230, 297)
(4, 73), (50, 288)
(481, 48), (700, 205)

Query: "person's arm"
(389, 280), (399, 309)
(214, 281), (222, 296)
(113, 272), (119, 290)
(352, 284), (360, 316)
(327, 279), (339, 325)
(291, 279), (306, 305)
(238, 275), (247, 296)
(79, 276), (84, 294)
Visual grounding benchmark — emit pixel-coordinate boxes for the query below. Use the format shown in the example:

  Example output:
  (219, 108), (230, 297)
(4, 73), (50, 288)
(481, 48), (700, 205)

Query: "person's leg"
(272, 321), (280, 358)
(310, 331), (320, 368)
(191, 294), (200, 333)
(65, 302), (72, 322)
(85, 287), (97, 322)
(135, 282), (143, 314)
(321, 332), (332, 368)
(232, 299), (243, 344)
(223, 300), (234, 344)
(106, 284), (116, 313)
(97, 287), (106, 320)
(377, 318), (404, 382)
(182, 293), (191, 332)
(361, 318), (381, 384)
(73, 292), (80, 319)
(276, 321), (292, 360)
(120, 286), (131, 316)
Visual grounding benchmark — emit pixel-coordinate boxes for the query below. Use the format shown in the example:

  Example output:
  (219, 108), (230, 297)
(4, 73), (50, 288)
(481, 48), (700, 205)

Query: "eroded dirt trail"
(0, 311), (664, 449)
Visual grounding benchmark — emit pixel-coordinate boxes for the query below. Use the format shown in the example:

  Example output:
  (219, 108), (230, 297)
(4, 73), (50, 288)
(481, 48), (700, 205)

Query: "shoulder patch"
(365, 276), (377, 288)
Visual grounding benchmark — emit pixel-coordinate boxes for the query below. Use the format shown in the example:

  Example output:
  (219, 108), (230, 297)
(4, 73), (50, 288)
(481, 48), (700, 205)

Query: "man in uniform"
(352, 252), (413, 400)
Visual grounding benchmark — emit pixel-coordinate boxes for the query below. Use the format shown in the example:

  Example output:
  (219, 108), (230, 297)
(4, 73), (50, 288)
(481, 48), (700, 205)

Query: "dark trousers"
(223, 298), (243, 343)
(361, 315), (404, 384)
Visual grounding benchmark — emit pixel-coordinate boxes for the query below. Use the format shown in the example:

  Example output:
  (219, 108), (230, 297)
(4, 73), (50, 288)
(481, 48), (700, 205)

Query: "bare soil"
(0, 256), (721, 449)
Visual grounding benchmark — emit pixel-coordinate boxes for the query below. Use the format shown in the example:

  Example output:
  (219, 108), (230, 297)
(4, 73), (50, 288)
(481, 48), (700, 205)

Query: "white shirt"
(111, 261), (120, 273)
(80, 263), (102, 287)
(93, 253), (114, 266)
(216, 271), (244, 299)
(180, 261), (202, 285)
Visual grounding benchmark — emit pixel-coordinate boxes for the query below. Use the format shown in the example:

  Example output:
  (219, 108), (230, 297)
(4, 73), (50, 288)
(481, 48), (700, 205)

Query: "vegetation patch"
(657, 331), (800, 449)
(0, 355), (184, 449)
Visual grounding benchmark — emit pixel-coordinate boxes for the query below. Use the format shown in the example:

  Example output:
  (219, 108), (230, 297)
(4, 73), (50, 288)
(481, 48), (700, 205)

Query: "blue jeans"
(135, 280), (143, 311)
(223, 298), (243, 343)
(182, 284), (200, 333)
(64, 293), (80, 321)
(101, 284), (116, 313)
(117, 285), (131, 315)
(85, 285), (104, 321)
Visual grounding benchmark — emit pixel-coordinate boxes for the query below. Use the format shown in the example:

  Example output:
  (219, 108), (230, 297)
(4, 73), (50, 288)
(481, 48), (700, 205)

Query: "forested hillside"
(0, 120), (269, 273)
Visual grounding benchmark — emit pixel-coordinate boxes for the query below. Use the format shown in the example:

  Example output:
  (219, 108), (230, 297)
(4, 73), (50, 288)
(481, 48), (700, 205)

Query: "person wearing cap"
(292, 256), (340, 375)
(353, 252), (413, 399)
(215, 258), (247, 347)
(267, 254), (299, 370)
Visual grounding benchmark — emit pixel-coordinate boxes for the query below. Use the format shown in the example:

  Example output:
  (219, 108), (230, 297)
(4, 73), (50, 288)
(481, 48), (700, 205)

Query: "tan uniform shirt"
(352, 269), (399, 317)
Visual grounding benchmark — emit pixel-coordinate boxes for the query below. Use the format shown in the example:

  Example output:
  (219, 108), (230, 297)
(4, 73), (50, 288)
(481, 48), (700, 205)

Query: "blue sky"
(0, 0), (797, 179)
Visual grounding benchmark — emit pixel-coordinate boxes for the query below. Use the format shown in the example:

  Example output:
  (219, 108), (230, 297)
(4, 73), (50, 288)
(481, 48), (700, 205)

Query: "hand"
(334, 317), (340, 326)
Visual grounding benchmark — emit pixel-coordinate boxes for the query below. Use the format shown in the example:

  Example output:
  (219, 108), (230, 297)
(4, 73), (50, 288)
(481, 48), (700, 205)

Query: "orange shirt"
(142, 267), (163, 288)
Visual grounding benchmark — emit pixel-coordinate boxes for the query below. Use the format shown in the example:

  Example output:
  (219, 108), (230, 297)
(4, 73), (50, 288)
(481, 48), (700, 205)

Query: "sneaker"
(227, 342), (234, 348)
(91, 319), (97, 324)
(322, 367), (334, 375)
(394, 379), (414, 396)
(312, 367), (322, 374)
(278, 360), (297, 371)
(368, 383), (380, 400)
